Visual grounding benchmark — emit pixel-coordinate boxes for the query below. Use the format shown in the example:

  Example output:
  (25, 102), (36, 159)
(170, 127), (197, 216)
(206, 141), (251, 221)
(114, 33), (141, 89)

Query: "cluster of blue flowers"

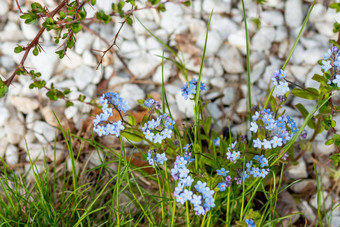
(93, 92), (130, 137)
(181, 78), (207, 100)
(272, 69), (290, 96)
(242, 155), (269, 181)
(226, 141), (241, 163)
(143, 98), (161, 110)
(216, 167), (232, 191)
(171, 144), (214, 215)
(146, 150), (167, 167)
(142, 112), (175, 144)
(213, 137), (220, 146)
(250, 108), (298, 149)
(321, 47), (340, 87)
(246, 219), (256, 227)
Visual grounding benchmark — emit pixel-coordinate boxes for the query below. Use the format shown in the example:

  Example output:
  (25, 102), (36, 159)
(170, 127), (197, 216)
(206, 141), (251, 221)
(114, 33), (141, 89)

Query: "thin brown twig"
(5, 0), (67, 87)
(81, 23), (137, 79)
(15, 0), (23, 13)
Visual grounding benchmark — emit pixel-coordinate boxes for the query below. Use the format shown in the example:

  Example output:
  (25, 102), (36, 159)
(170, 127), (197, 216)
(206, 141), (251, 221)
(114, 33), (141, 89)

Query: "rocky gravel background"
(0, 0), (340, 225)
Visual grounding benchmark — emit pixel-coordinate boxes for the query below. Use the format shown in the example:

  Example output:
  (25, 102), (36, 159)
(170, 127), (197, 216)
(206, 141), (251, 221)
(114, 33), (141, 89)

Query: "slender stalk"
(194, 11), (213, 171)
(264, 0), (316, 109)
(241, 0), (252, 112)
(226, 186), (231, 227)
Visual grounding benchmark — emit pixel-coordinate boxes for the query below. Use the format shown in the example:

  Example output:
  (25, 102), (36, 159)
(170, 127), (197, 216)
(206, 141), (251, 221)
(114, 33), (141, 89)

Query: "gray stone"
(291, 179), (315, 193)
(310, 191), (332, 211)
(5, 117), (25, 144)
(0, 130), (8, 158)
(289, 65), (310, 83)
(218, 45), (244, 74)
(160, 3), (183, 34)
(33, 121), (58, 144)
(305, 65), (323, 88)
(0, 107), (10, 127)
(250, 51), (266, 65)
(251, 27), (275, 52)
(228, 30), (246, 53)
(251, 60), (266, 83)
(304, 48), (326, 65)
(64, 106), (78, 119)
(61, 50), (83, 69)
(287, 158), (308, 179)
(222, 87), (236, 105)
(74, 65), (95, 90)
(129, 53), (161, 78)
(20, 20), (39, 40)
(152, 62), (173, 84)
(203, 0), (231, 14)
(309, 4), (326, 22)
(285, 0), (303, 28)
(120, 41), (141, 59)
(275, 26), (288, 42)
(196, 30), (223, 55)
(206, 91), (220, 100)
(0, 0), (9, 16)
(299, 201), (316, 223)
(5, 144), (18, 165)
(236, 98), (247, 113)
(75, 33), (94, 54)
(11, 96), (39, 114)
(210, 77), (225, 88)
(0, 22), (24, 42)
(119, 84), (145, 109)
(315, 22), (335, 37)
(211, 17), (238, 40)
(261, 10), (284, 26)
(175, 92), (195, 118)
(27, 45), (59, 81)
(264, 0), (284, 9)
(207, 102), (222, 119)
(83, 50), (97, 67)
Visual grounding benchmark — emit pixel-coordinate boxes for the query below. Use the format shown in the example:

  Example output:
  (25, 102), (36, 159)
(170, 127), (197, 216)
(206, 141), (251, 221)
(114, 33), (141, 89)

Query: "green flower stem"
(241, 0), (252, 113)
(264, 0), (316, 109)
(194, 11), (213, 170)
(226, 186), (231, 226)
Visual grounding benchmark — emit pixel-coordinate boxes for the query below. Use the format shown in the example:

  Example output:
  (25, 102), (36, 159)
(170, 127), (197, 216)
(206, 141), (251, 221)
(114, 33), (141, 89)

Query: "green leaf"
(14, 45), (23, 53)
(0, 79), (8, 98)
(203, 116), (212, 135)
(56, 50), (65, 59)
(295, 103), (316, 129)
(330, 153), (340, 166)
(334, 134), (340, 147)
(64, 88), (71, 95)
(141, 114), (149, 126)
(71, 23), (82, 33)
(291, 87), (319, 100)
(183, 1), (191, 6)
(33, 46), (39, 56)
(66, 101), (74, 107)
(312, 74), (328, 85)
(325, 138), (334, 146)
(157, 3), (166, 12)
(121, 131), (143, 142)
(150, 0), (160, 5)
(78, 94), (86, 102)
(270, 95), (277, 113)
(117, 1), (125, 10)
(128, 115), (137, 126)
(330, 3), (340, 12)
(126, 16), (133, 26)
(91, 0), (96, 5)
